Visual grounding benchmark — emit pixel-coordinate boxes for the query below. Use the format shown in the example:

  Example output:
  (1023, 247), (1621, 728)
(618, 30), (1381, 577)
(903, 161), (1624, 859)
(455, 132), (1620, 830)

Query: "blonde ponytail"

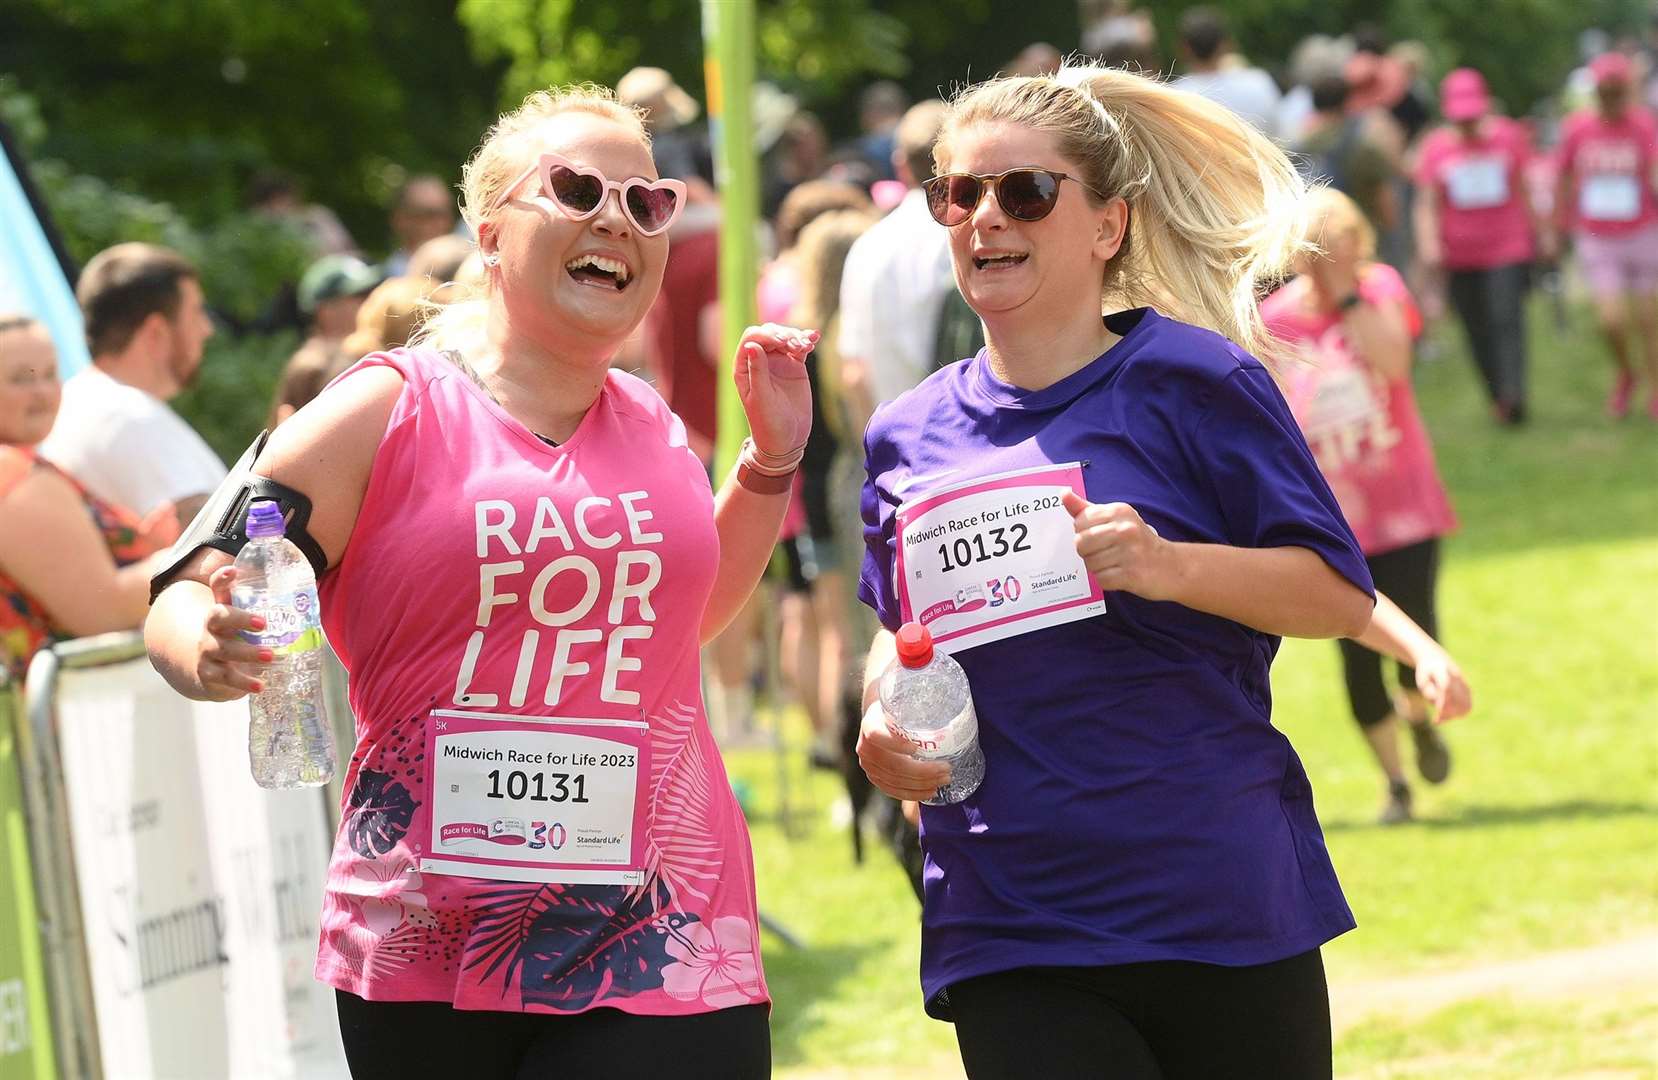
(409, 84), (649, 358)
(939, 62), (1311, 365)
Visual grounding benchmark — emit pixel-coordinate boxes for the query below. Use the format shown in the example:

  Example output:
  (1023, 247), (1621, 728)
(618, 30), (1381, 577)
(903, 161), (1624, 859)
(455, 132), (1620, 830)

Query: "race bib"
(895, 462), (1105, 654)
(1581, 174), (1641, 222)
(1444, 157), (1509, 209)
(415, 709), (650, 885)
(1300, 364), (1383, 441)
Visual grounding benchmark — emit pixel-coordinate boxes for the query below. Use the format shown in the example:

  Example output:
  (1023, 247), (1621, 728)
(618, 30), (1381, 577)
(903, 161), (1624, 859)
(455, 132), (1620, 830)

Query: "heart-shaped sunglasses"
(493, 154), (687, 237)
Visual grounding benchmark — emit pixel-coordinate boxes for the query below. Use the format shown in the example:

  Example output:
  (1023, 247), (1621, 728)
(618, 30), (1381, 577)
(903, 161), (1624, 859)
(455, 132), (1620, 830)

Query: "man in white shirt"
(1172, 7), (1282, 135)
(837, 99), (955, 424)
(40, 243), (225, 522)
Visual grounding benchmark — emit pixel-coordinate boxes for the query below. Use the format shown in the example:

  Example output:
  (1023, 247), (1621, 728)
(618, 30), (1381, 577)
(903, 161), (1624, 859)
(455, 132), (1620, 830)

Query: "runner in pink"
(1554, 51), (1658, 419)
(1413, 68), (1538, 423)
(1264, 187), (1458, 826)
(313, 345), (765, 1016)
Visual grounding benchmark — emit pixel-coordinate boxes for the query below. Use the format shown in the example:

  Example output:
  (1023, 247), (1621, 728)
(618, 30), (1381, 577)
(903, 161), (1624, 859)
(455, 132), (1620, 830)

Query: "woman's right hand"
(856, 700), (952, 803)
(192, 565), (272, 701)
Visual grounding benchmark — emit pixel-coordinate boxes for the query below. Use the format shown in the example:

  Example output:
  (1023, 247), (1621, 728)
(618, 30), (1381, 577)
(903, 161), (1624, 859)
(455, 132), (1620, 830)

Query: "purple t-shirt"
(859, 308), (1374, 1017)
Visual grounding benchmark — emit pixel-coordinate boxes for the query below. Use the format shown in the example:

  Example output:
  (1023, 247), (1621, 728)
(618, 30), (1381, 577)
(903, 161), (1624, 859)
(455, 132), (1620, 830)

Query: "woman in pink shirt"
(1413, 68), (1540, 424)
(146, 86), (815, 1077)
(1554, 51), (1658, 419)
(1263, 189), (1460, 825)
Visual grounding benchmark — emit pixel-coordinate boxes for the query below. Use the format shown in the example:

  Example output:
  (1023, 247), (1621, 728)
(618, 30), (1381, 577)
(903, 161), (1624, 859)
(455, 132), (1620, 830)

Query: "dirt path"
(1330, 933), (1658, 1035)
(779, 935), (1658, 1080)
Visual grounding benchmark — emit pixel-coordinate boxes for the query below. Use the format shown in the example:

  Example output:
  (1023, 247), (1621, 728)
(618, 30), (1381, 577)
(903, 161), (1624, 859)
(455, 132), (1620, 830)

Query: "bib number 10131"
(485, 769), (591, 804)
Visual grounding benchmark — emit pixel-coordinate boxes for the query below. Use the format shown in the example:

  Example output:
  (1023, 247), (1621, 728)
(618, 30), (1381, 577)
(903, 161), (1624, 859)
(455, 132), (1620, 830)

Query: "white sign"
(418, 710), (650, 886)
(1581, 173), (1642, 222)
(1445, 156), (1510, 209)
(895, 462), (1105, 654)
(52, 659), (349, 1080)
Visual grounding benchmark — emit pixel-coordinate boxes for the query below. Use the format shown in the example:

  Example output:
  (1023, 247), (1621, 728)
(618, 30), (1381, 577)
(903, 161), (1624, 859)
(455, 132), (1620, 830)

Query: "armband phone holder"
(148, 430), (326, 603)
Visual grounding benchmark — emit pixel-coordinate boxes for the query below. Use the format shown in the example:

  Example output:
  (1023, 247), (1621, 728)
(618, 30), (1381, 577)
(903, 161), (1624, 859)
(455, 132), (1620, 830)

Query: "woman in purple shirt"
(855, 65), (1375, 1079)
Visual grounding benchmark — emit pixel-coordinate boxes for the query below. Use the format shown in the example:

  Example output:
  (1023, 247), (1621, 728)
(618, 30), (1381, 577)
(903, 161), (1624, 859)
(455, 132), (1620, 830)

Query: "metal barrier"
(16, 633), (348, 1079)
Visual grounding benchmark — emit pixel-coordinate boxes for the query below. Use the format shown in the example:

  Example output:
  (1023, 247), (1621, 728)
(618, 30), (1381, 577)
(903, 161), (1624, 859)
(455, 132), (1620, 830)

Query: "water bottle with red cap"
(878, 622), (985, 805)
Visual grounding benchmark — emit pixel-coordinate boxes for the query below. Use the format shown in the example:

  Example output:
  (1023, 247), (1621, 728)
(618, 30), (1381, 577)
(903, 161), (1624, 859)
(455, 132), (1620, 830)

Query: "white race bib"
(1581, 174), (1642, 222)
(1444, 157), (1510, 210)
(1301, 364), (1383, 441)
(895, 462), (1105, 654)
(415, 710), (650, 885)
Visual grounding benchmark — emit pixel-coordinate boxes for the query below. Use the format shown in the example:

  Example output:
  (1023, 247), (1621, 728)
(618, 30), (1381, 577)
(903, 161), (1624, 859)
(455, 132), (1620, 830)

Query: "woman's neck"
(477, 304), (615, 443)
(982, 306), (1120, 392)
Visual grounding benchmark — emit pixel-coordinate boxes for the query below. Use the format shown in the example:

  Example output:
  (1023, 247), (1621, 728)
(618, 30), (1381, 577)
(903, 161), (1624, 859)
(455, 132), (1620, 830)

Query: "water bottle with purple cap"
(234, 499), (336, 788)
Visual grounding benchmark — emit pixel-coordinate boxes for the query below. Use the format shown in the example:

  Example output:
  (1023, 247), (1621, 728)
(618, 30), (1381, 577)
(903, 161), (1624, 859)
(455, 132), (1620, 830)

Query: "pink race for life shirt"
(1414, 117), (1536, 269)
(1261, 264), (1458, 556)
(312, 346), (768, 1016)
(1556, 107), (1658, 237)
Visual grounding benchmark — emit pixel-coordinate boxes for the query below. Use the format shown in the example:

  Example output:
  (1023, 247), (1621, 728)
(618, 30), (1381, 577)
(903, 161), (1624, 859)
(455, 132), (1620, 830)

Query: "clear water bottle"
(234, 500), (336, 789)
(878, 622), (985, 806)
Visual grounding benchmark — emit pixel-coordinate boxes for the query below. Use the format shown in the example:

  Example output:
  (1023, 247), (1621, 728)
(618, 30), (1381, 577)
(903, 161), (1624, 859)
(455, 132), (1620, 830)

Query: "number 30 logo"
(986, 576), (1023, 607)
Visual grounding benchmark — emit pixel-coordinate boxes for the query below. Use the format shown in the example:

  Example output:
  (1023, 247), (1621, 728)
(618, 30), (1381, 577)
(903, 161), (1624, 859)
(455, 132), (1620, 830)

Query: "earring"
(482, 253), (501, 267)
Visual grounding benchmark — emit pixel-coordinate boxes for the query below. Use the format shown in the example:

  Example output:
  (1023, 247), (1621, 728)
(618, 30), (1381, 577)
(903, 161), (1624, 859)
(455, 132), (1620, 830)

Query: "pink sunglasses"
(493, 153), (687, 236)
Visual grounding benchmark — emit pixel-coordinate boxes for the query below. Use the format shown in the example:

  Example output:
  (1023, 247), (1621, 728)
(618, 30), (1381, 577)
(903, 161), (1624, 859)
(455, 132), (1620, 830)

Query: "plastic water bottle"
(878, 622), (985, 805)
(234, 500), (336, 789)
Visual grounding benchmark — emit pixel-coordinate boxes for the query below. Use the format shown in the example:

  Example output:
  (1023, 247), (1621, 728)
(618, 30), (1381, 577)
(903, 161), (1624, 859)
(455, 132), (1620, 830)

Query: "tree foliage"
(0, 0), (503, 254)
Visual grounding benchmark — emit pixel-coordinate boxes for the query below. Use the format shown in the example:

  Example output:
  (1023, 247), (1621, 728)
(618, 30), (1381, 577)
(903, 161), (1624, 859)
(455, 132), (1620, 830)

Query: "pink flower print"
(346, 856), (430, 938)
(660, 916), (761, 1008)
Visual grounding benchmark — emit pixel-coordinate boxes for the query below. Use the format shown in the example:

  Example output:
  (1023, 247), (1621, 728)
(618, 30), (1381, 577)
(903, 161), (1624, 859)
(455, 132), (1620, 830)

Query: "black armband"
(148, 431), (328, 603)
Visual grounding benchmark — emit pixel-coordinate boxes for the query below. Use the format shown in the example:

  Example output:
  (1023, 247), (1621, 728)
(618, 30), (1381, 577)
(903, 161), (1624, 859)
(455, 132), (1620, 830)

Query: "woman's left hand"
(1062, 491), (1181, 602)
(733, 323), (817, 457)
(1411, 645), (1472, 723)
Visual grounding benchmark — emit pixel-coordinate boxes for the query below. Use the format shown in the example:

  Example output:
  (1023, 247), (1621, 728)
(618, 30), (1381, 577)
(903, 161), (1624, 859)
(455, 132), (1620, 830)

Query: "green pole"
(0, 683), (56, 1080)
(701, 0), (760, 479)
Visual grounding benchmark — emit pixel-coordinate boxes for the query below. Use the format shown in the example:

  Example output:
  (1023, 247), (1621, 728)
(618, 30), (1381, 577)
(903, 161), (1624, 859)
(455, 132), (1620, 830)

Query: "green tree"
(0, 0), (504, 253)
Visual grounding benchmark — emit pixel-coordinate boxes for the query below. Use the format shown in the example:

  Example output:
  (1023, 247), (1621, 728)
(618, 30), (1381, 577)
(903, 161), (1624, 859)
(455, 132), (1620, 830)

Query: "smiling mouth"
(564, 253), (632, 291)
(973, 253), (1028, 270)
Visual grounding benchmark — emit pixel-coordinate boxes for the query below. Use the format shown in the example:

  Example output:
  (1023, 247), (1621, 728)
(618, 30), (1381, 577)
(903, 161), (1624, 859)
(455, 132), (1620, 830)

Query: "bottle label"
(238, 585), (324, 655)
(892, 701), (977, 760)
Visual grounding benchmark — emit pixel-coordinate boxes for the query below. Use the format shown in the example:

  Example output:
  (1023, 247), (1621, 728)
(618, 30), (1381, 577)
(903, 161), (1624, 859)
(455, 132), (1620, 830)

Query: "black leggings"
(947, 949), (1331, 1080)
(1339, 539), (1440, 728)
(335, 991), (770, 1079)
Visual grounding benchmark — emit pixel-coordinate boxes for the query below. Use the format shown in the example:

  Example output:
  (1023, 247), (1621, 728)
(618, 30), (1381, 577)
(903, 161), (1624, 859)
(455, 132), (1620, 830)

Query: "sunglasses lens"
(928, 175), (983, 226)
(547, 166), (603, 214)
(626, 184), (679, 233)
(998, 170), (1061, 221)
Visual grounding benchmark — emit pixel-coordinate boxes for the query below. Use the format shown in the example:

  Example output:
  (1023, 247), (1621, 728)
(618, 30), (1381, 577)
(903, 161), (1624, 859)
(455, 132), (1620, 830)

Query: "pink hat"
(1590, 51), (1634, 87)
(1440, 68), (1491, 122)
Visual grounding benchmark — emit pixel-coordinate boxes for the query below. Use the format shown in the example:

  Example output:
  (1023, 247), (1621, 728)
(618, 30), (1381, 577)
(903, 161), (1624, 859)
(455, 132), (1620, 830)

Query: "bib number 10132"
(938, 522), (1032, 572)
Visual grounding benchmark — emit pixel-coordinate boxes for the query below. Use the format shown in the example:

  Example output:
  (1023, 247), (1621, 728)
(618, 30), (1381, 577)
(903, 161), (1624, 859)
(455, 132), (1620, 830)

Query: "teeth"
(565, 254), (630, 283)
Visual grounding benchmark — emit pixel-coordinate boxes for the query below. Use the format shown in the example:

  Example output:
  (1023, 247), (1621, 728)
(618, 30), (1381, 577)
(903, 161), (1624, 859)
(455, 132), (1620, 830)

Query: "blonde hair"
(1302, 186), (1376, 263)
(792, 208), (880, 439)
(936, 61), (1312, 364)
(792, 208), (879, 331)
(343, 275), (432, 360)
(410, 85), (649, 357)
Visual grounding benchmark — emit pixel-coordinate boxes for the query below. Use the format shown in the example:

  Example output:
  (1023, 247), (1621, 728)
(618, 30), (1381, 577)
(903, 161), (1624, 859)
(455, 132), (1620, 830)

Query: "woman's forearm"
(145, 579), (218, 699)
(1164, 542), (1372, 639)
(698, 469), (792, 644)
(862, 628), (897, 711)
(1351, 590), (1434, 667)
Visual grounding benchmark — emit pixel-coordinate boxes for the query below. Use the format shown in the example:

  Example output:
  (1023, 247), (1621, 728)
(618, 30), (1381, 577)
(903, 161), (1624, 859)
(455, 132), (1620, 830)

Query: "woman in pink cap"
(1413, 68), (1541, 424)
(1554, 50), (1658, 419)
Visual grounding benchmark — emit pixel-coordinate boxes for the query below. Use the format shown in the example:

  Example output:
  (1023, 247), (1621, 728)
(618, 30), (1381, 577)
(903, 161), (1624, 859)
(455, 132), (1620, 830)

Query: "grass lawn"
(726, 296), (1658, 1077)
